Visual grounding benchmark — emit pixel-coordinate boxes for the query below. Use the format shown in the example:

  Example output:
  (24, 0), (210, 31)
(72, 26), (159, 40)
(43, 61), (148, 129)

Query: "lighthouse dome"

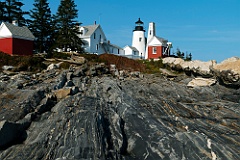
(133, 18), (145, 31)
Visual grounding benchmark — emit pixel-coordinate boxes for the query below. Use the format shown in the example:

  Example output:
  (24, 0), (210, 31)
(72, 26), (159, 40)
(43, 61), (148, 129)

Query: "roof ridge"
(1, 22), (35, 40)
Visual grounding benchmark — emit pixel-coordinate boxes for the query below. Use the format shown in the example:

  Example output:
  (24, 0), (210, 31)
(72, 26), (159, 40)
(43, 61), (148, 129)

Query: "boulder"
(162, 57), (184, 70)
(71, 86), (79, 95)
(160, 68), (179, 77)
(67, 72), (73, 80)
(36, 96), (56, 114)
(55, 73), (67, 89)
(0, 75), (10, 81)
(86, 66), (97, 76)
(47, 63), (58, 71)
(0, 121), (26, 149)
(130, 71), (141, 78)
(182, 60), (216, 77)
(54, 88), (72, 99)
(65, 80), (75, 87)
(162, 57), (216, 77)
(56, 62), (63, 68)
(212, 57), (240, 88)
(17, 112), (37, 129)
(70, 55), (86, 64)
(114, 70), (119, 77)
(73, 64), (88, 77)
(2, 65), (14, 71)
(47, 62), (62, 71)
(110, 64), (116, 72)
(187, 78), (217, 87)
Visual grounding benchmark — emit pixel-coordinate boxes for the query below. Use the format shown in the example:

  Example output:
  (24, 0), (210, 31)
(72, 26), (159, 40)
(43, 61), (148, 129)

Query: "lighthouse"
(132, 18), (146, 59)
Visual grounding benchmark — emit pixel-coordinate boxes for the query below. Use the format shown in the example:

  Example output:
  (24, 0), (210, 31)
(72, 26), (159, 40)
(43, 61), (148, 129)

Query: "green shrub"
(59, 62), (71, 69)
(141, 58), (164, 74)
(80, 53), (107, 63)
(46, 52), (71, 59)
(0, 52), (46, 72)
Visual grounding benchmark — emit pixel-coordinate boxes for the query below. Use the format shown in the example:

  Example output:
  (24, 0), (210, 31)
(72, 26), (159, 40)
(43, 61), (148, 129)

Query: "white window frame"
(152, 47), (157, 54)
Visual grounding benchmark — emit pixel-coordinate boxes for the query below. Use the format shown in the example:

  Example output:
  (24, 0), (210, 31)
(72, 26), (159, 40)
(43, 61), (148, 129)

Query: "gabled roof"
(0, 22), (35, 40)
(155, 36), (168, 43)
(81, 24), (100, 37)
(105, 42), (122, 49)
(124, 45), (138, 52)
(147, 36), (168, 46)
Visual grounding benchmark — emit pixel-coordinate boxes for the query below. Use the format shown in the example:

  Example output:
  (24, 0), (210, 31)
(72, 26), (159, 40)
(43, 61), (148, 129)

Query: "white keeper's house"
(78, 23), (124, 55)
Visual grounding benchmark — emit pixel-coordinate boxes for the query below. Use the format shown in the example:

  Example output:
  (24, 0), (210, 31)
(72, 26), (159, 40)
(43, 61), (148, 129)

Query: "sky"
(22, 0), (240, 63)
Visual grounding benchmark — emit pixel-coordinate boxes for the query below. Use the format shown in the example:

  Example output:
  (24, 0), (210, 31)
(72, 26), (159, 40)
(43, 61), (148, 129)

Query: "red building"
(0, 22), (35, 56)
(145, 22), (172, 60)
(147, 36), (168, 59)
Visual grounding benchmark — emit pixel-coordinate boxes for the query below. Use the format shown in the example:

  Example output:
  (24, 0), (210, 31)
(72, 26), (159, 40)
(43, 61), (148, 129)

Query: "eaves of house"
(0, 22), (35, 41)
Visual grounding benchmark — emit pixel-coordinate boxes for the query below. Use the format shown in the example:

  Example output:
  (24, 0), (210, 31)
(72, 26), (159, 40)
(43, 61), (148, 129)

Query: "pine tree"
(29, 0), (53, 53)
(0, 1), (6, 23)
(3, 0), (28, 26)
(54, 0), (83, 52)
(189, 53), (192, 61)
(175, 48), (185, 59)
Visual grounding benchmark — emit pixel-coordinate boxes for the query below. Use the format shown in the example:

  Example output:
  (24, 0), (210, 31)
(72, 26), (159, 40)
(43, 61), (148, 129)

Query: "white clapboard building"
(78, 23), (124, 55)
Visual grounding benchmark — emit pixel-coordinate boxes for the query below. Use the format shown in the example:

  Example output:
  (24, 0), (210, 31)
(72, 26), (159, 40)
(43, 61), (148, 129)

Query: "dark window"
(153, 47), (157, 54)
(94, 33), (96, 39)
(139, 37), (142, 42)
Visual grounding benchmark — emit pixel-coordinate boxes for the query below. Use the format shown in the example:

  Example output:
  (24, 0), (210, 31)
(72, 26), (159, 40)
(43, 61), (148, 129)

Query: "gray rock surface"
(0, 62), (239, 160)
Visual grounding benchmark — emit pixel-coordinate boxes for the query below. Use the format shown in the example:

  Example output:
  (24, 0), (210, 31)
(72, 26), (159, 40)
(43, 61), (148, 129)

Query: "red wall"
(148, 46), (163, 59)
(0, 38), (13, 55)
(13, 38), (34, 56)
(0, 38), (33, 56)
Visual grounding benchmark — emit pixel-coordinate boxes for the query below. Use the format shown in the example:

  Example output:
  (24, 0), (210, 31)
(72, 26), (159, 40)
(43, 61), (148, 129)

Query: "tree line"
(173, 48), (192, 61)
(0, 0), (84, 54)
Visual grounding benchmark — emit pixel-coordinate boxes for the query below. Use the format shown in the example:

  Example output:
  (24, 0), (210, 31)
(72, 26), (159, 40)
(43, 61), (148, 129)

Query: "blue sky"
(22, 0), (240, 63)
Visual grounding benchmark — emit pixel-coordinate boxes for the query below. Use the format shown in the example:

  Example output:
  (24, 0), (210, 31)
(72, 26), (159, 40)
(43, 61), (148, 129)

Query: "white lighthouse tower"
(132, 18), (146, 59)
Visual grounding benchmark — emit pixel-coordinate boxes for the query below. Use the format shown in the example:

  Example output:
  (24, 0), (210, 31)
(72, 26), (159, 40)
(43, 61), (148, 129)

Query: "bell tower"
(132, 18), (146, 58)
(147, 22), (155, 43)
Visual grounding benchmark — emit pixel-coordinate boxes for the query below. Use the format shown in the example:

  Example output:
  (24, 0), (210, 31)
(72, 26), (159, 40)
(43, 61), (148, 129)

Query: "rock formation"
(212, 57), (240, 88)
(162, 57), (217, 77)
(163, 57), (240, 88)
(0, 56), (239, 160)
(187, 78), (217, 87)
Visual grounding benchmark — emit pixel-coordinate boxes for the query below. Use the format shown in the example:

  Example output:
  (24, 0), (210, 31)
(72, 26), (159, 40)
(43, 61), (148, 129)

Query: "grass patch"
(99, 53), (145, 72)
(141, 58), (164, 74)
(0, 51), (169, 74)
(46, 52), (71, 59)
(0, 52), (46, 72)
(59, 62), (71, 69)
